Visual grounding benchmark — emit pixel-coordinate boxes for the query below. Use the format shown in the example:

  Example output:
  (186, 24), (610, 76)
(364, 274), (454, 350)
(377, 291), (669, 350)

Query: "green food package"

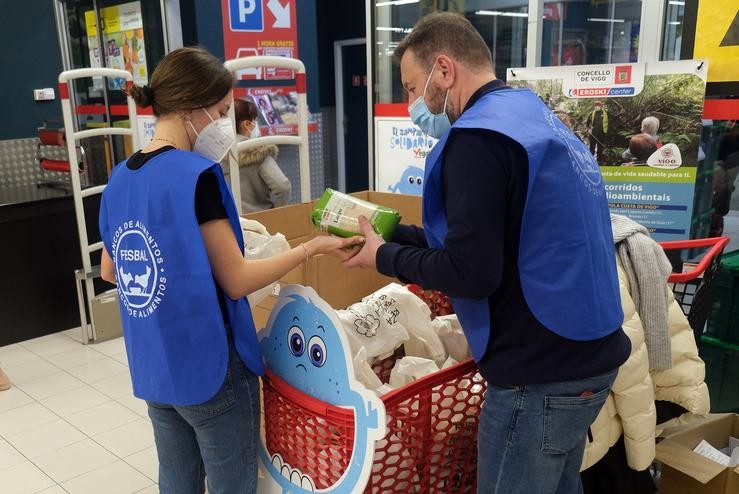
(311, 189), (401, 241)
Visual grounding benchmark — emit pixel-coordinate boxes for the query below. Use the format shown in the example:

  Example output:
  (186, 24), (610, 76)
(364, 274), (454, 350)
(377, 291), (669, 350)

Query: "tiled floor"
(0, 330), (158, 494)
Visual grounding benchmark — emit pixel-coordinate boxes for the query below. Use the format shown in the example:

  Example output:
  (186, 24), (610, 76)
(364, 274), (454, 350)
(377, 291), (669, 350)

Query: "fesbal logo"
(111, 220), (167, 319)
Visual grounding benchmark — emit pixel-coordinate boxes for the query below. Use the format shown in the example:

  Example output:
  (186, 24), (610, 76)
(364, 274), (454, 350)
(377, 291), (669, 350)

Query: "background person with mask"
(98, 47), (362, 494)
(344, 13), (629, 493)
(233, 98), (291, 213)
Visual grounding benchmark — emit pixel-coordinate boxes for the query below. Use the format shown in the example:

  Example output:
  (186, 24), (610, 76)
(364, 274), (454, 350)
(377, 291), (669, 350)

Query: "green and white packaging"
(311, 189), (401, 241)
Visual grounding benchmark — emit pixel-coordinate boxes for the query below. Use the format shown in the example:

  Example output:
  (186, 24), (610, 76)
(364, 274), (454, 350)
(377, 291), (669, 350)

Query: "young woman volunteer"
(98, 47), (361, 494)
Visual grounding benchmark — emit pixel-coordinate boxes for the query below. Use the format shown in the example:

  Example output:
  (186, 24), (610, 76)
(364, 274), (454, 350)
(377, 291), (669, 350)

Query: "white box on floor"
(91, 290), (123, 342)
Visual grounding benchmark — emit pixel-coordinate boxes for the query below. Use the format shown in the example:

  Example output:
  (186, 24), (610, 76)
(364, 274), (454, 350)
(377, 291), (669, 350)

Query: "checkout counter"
(0, 184), (103, 347)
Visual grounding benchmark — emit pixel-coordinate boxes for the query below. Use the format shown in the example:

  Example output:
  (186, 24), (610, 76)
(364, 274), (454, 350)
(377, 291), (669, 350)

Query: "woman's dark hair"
(128, 47), (234, 117)
(234, 98), (258, 126)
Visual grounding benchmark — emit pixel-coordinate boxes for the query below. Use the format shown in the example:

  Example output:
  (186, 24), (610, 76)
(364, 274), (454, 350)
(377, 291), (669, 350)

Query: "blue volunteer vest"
(99, 149), (264, 406)
(423, 88), (623, 362)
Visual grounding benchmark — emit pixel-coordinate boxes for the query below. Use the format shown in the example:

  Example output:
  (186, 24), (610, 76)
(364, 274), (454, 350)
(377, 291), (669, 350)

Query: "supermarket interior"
(1, 1), (739, 493)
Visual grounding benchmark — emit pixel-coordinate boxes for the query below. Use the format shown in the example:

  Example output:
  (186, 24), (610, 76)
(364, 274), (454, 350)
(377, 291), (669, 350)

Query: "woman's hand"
(306, 234), (364, 262)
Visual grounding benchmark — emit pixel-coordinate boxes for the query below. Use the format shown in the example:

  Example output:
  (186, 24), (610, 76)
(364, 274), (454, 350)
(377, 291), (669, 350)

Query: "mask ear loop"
(181, 115), (196, 150)
(422, 62), (437, 95)
(201, 107), (217, 124)
(424, 61), (449, 115)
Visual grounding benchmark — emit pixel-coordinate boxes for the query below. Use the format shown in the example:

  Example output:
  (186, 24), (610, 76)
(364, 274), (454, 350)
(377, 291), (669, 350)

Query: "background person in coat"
(233, 99), (291, 213)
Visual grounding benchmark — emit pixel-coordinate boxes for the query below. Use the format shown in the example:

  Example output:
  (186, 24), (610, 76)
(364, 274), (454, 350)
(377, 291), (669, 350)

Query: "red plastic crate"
(263, 359), (485, 493)
(406, 284), (454, 317)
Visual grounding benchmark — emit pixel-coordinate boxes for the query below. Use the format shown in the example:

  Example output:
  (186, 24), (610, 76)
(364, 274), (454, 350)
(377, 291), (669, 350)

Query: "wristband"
(300, 243), (309, 264)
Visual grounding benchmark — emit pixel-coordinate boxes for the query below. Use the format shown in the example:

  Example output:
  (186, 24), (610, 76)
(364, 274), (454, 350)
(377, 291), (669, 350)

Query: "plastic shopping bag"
(240, 218), (291, 306)
(433, 315), (471, 362)
(364, 283), (447, 366)
(388, 356), (440, 388)
(336, 301), (410, 360)
(353, 347), (384, 394)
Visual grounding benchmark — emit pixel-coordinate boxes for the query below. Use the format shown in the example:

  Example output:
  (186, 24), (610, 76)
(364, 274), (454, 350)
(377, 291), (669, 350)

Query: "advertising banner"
(508, 61), (707, 241)
(221, 0), (297, 82)
(374, 105), (436, 196)
(222, 0), (301, 134)
(85, 1), (147, 90)
(233, 87), (317, 136)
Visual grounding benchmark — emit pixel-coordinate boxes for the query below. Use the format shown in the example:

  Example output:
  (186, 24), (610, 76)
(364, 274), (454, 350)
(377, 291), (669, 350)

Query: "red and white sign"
(221, 0), (298, 81)
(222, 1), (310, 133)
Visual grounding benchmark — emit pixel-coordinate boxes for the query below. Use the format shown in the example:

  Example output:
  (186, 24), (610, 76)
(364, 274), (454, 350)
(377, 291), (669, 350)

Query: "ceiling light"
(376, 27), (413, 33)
(476, 10), (528, 18)
(588, 17), (625, 23)
(376, 0), (420, 7)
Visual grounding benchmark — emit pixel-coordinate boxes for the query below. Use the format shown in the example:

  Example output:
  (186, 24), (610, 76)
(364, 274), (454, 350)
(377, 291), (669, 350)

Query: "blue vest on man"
(100, 149), (264, 406)
(423, 88), (623, 362)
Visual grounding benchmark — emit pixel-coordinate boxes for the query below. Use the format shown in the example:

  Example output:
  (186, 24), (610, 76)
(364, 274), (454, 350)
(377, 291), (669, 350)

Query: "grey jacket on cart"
(238, 144), (291, 213)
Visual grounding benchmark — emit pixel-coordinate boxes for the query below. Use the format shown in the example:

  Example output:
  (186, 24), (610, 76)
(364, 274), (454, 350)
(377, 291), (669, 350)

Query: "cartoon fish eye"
(307, 336), (327, 367)
(288, 326), (305, 357)
(415, 176), (423, 185)
(408, 176), (415, 184)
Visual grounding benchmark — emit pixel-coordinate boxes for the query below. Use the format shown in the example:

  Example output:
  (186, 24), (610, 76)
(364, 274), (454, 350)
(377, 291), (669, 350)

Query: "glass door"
(541, 0), (643, 67)
(55, 0), (167, 183)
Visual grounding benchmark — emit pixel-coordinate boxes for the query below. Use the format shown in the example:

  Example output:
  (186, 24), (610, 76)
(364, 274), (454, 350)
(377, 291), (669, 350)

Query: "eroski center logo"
(111, 220), (167, 318)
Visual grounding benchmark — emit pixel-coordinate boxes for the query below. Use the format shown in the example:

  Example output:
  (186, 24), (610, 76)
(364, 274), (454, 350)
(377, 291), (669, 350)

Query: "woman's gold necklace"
(151, 137), (178, 147)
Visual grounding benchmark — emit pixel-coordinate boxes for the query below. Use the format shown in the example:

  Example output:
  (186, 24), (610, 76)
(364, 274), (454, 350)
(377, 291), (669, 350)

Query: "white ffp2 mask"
(189, 108), (235, 162)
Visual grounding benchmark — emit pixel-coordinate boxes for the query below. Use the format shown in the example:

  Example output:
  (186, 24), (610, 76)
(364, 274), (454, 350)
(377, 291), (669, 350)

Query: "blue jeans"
(147, 343), (260, 494)
(477, 369), (617, 494)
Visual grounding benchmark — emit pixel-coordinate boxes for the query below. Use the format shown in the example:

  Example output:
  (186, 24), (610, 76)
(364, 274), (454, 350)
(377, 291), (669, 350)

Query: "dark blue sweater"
(376, 81), (630, 386)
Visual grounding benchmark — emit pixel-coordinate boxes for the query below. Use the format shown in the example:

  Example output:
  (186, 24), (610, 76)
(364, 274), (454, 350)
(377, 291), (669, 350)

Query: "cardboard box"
(244, 192), (422, 329)
(91, 289), (123, 342)
(656, 413), (739, 494)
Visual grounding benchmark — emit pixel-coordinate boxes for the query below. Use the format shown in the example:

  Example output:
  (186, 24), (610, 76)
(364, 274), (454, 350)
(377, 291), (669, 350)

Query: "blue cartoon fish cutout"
(257, 285), (387, 494)
(388, 165), (424, 195)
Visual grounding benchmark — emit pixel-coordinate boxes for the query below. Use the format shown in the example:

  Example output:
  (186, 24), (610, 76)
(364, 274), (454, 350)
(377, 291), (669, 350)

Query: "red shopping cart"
(658, 237), (730, 345)
(261, 286), (486, 493)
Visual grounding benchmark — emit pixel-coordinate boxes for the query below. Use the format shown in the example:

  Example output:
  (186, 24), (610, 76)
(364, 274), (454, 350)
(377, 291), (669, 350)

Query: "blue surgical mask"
(408, 63), (451, 139)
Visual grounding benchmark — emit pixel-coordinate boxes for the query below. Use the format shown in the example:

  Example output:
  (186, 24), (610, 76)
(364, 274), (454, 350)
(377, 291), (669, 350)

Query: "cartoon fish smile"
(257, 286), (387, 494)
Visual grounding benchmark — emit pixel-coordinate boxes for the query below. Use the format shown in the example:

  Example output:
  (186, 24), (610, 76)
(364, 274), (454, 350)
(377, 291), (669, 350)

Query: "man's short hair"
(629, 133), (658, 161)
(393, 13), (493, 72)
(641, 116), (660, 136)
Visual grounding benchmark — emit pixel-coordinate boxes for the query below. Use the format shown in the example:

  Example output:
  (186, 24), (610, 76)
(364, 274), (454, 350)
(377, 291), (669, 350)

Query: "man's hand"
(343, 216), (385, 270)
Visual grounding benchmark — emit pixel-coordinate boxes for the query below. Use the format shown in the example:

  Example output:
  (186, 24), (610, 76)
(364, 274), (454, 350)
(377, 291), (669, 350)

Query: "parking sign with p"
(230, 0), (263, 32)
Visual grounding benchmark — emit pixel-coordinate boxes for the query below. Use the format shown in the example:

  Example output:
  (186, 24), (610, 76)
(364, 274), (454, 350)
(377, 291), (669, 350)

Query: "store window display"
(542, 0), (642, 66)
(373, 0), (528, 104)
